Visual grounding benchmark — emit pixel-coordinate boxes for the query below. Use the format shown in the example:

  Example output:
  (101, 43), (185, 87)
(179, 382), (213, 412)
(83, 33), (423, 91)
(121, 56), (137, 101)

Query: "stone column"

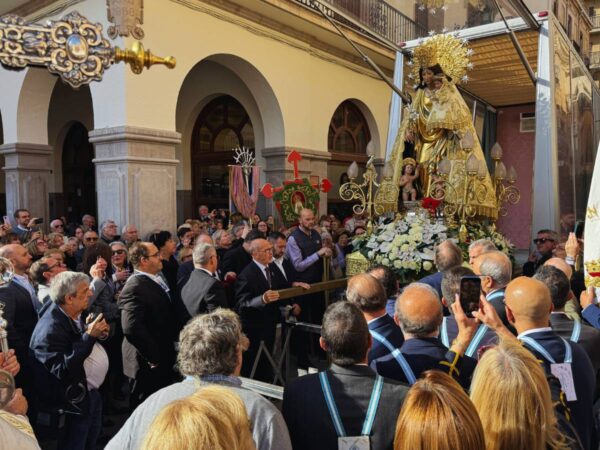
(262, 147), (332, 218)
(0, 143), (52, 223)
(89, 126), (180, 237)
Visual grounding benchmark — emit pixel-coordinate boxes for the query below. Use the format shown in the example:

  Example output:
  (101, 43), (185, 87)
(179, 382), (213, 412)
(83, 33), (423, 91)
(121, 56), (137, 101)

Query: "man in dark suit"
(535, 266), (600, 400)
(478, 276), (597, 450)
(176, 232), (213, 293)
(283, 301), (408, 450)
(346, 273), (403, 363)
(120, 242), (179, 411)
(418, 239), (462, 300)
(181, 243), (227, 319)
(267, 232), (303, 316)
(440, 266), (497, 357)
(0, 244), (38, 393)
(371, 282), (476, 388)
(234, 238), (308, 381)
(221, 229), (262, 280)
(472, 250), (514, 334)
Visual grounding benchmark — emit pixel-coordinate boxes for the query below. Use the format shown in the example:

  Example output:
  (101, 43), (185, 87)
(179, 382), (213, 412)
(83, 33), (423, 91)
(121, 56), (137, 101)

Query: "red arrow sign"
(287, 150), (302, 180)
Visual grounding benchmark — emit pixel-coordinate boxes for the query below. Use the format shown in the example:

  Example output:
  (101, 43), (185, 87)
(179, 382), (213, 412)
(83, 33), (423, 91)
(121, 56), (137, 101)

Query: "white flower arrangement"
(354, 213), (449, 282)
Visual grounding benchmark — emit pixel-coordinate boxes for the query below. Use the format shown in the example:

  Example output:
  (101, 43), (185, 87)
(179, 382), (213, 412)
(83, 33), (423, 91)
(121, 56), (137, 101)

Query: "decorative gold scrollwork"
(0, 11), (175, 88)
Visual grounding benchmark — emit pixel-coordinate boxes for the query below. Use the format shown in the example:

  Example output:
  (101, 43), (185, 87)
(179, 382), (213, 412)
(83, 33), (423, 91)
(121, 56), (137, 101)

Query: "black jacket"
(119, 274), (178, 379)
(221, 245), (252, 276)
(283, 364), (408, 450)
(0, 281), (37, 364)
(181, 269), (227, 318)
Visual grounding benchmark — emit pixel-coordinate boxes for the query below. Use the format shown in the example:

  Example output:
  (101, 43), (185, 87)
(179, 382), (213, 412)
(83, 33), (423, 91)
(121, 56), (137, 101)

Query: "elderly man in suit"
(119, 242), (179, 411)
(30, 271), (109, 450)
(0, 244), (38, 394)
(235, 238), (307, 381)
(283, 301), (408, 450)
(371, 282), (477, 389)
(181, 242), (227, 319)
(346, 273), (403, 363)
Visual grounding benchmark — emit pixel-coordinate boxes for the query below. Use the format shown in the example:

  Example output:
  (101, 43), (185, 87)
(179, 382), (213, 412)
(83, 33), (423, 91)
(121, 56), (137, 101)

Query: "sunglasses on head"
(533, 238), (554, 244)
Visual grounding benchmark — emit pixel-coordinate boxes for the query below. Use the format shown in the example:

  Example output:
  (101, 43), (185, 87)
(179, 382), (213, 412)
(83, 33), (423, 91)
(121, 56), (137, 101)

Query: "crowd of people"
(0, 204), (597, 450)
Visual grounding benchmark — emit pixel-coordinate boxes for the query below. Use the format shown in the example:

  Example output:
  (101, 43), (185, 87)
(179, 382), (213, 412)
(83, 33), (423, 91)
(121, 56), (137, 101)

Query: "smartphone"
(2, 216), (9, 226)
(460, 276), (482, 318)
(33, 218), (44, 225)
(574, 220), (584, 240)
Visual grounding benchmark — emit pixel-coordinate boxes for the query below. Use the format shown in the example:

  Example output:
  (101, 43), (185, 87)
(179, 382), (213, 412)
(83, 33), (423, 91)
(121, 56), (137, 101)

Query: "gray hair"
(395, 282), (442, 337)
(434, 240), (463, 272)
(177, 309), (242, 377)
(192, 242), (215, 266)
(468, 239), (496, 254)
(479, 251), (512, 288)
(100, 219), (116, 232)
(121, 224), (136, 234)
(49, 271), (89, 305)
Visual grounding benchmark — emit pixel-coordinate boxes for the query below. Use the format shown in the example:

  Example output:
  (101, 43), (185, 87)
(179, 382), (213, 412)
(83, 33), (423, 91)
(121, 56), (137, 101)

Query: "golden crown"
(407, 33), (473, 87)
(585, 259), (600, 275)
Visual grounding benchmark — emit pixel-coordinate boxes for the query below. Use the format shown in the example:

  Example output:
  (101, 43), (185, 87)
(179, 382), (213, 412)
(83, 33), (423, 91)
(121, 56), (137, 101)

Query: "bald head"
(543, 257), (572, 280)
(346, 274), (386, 313)
(395, 283), (442, 338)
(434, 240), (463, 272)
(505, 276), (552, 329)
(195, 232), (213, 246)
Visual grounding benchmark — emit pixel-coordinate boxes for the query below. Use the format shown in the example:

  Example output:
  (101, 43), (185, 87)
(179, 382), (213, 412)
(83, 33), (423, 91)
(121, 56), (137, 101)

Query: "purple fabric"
(286, 235), (319, 272)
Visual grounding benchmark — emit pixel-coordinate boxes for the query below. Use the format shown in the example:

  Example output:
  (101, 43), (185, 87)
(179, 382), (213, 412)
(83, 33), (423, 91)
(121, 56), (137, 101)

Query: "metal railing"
(293, 0), (427, 44)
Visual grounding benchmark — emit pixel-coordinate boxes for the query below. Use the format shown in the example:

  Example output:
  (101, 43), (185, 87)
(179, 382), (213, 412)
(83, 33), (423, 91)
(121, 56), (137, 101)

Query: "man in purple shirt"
(286, 208), (331, 368)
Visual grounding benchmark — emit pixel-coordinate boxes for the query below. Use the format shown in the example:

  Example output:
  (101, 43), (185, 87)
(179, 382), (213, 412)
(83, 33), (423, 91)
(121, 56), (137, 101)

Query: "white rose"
(423, 261), (433, 271)
(394, 260), (402, 269)
(382, 258), (390, 266)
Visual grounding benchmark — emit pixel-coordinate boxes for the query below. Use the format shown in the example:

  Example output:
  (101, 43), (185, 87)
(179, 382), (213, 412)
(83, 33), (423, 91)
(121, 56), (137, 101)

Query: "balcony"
(293, 0), (427, 44)
(592, 15), (600, 30)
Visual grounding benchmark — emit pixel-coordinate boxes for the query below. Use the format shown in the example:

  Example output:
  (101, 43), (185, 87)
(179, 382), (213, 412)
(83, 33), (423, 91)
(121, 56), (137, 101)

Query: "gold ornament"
(409, 33), (473, 85)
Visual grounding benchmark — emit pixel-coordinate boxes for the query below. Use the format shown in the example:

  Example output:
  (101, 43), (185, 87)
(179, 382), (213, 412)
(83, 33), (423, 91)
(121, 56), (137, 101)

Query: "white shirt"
(367, 312), (388, 325)
(198, 267), (215, 278)
(84, 343), (109, 390)
(517, 327), (553, 340)
(134, 270), (169, 293)
(272, 257), (287, 281)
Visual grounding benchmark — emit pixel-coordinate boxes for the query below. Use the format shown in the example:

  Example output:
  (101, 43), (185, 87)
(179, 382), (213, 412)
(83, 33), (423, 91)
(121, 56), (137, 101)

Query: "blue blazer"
(367, 314), (404, 363)
(438, 315), (498, 358)
(418, 272), (443, 299)
(521, 330), (598, 450)
(371, 337), (476, 388)
(29, 302), (96, 408)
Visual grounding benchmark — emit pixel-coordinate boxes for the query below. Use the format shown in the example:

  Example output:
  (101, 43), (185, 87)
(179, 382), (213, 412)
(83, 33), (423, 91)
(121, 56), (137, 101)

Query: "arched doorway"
(190, 95), (255, 209)
(62, 122), (96, 224)
(327, 100), (371, 219)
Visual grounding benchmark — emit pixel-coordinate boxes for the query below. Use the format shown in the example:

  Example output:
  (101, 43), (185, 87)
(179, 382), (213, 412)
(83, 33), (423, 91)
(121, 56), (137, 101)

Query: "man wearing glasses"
(119, 242), (179, 411)
(523, 229), (558, 277)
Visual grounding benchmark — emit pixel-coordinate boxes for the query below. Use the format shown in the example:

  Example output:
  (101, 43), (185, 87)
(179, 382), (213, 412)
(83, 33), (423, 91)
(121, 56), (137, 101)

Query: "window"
(328, 101), (371, 154)
(190, 95), (254, 208)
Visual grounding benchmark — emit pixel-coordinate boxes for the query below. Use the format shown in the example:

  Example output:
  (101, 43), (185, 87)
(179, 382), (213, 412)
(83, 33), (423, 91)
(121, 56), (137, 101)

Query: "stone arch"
(327, 98), (381, 157)
(16, 67), (57, 144)
(175, 54), (285, 218)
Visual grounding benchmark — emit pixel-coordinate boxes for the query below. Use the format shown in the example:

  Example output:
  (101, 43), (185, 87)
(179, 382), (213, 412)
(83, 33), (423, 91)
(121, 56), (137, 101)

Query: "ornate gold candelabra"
(432, 154), (489, 241)
(0, 12), (175, 88)
(490, 143), (521, 219)
(339, 141), (398, 236)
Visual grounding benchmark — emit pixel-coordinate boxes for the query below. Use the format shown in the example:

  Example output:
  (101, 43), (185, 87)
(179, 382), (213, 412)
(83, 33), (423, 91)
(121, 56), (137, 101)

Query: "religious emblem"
(261, 151), (332, 226)
(107, 0), (145, 40)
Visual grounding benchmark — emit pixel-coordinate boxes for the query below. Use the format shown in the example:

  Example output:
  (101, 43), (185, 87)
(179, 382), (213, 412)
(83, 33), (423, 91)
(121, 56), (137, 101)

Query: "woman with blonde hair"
(394, 370), (485, 450)
(143, 385), (255, 450)
(470, 338), (575, 450)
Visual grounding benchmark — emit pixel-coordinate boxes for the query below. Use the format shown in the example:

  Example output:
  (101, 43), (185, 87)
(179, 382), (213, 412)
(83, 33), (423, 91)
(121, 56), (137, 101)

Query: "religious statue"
(389, 33), (497, 219)
(400, 158), (420, 202)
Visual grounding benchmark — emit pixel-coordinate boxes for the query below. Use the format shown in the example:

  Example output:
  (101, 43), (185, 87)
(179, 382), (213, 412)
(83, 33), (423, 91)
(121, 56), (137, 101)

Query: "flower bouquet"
(352, 211), (449, 283)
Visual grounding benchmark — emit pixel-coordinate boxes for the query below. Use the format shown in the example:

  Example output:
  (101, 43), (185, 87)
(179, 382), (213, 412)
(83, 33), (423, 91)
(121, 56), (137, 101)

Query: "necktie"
(264, 267), (272, 289)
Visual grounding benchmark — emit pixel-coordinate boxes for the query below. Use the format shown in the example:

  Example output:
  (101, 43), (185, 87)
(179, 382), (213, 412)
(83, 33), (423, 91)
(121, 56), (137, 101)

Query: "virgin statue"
(389, 33), (497, 220)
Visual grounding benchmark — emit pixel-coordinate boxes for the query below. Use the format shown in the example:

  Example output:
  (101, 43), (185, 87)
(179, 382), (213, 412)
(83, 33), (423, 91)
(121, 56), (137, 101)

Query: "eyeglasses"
(533, 238), (555, 244)
(54, 224), (64, 228)
(144, 252), (160, 259)
(112, 249), (126, 255)
(257, 248), (273, 253)
(85, 237), (99, 242)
